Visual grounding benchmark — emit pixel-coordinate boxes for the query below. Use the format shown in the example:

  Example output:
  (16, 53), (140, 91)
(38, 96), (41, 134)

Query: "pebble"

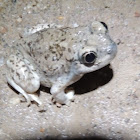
(135, 12), (140, 17)
(16, 17), (22, 23)
(58, 16), (64, 20)
(0, 26), (8, 34)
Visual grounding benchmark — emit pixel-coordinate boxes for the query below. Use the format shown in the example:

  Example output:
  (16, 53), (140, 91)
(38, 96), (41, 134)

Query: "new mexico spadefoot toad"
(6, 21), (117, 106)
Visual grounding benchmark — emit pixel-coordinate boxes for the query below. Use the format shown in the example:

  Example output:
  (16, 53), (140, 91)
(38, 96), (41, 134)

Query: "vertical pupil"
(86, 53), (96, 63)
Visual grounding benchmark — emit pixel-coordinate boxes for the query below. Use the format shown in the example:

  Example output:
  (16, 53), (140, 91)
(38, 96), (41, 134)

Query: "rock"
(0, 26), (8, 34)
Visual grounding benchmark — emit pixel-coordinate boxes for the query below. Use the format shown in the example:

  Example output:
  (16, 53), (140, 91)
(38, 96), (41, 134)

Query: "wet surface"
(0, 0), (140, 140)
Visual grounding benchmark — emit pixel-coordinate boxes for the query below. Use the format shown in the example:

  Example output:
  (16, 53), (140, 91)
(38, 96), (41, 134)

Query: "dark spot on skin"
(35, 38), (40, 43)
(29, 71), (32, 75)
(16, 72), (20, 78)
(49, 46), (56, 54)
(61, 38), (66, 42)
(28, 52), (32, 56)
(49, 46), (53, 50)
(16, 59), (21, 64)
(32, 69), (36, 72)
(62, 47), (66, 51)
(16, 52), (20, 55)
(61, 64), (64, 68)
(55, 54), (58, 58)
(27, 42), (32, 47)
(9, 60), (14, 64)
(30, 76), (35, 79)
(32, 52), (35, 58)
(53, 67), (58, 71)
(66, 57), (74, 62)
(12, 0), (17, 3)
(61, 31), (67, 37)
(22, 64), (26, 67)
(90, 31), (93, 34)
(43, 71), (47, 74)
(68, 48), (71, 52)
(44, 55), (48, 60)
(11, 69), (14, 73)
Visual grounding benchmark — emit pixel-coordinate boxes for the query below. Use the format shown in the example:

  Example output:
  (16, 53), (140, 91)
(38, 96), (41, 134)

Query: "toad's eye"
(82, 51), (97, 66)
(100, 21), (108, 30)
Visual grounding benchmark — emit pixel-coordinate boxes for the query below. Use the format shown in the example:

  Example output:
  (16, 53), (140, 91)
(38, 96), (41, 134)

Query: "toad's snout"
(107, 42), (117, 57)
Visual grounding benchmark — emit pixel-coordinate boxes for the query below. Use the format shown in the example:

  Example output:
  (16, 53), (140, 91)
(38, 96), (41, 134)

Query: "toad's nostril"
(107, 42), (117, 54)
(107, 47), (112, 54)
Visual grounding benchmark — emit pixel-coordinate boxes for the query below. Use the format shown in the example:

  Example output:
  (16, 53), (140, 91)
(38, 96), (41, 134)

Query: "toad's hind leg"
(7, 76), (31, 105)
(6, 51), (41, 106)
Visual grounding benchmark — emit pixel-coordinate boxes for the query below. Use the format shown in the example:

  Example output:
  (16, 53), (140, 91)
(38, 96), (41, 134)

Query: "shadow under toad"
(70, 64), (113, 95)
(41, 64), (113, 95)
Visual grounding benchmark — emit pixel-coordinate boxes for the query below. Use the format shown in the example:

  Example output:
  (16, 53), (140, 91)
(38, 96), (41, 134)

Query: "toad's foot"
(52, 90), (75, 107)
(28, 94), (42, 106)
(66, 90), (75, 101)
(7, 76), (42, 106)
(7, 76), (31, 106)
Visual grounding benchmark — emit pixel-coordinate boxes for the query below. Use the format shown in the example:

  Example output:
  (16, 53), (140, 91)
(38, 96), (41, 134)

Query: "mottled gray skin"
(6, 21), (117, 106)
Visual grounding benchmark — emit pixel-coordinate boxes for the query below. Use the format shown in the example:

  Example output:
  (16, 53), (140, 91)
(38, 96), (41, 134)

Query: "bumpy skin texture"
(6, 21), (117, 106)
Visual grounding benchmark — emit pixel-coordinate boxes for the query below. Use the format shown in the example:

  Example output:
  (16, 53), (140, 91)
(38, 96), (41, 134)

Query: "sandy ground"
(0, 0), (140, 140)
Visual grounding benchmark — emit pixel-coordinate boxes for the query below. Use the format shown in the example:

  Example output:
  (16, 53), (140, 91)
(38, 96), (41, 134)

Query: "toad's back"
(15, 26), (90, 76)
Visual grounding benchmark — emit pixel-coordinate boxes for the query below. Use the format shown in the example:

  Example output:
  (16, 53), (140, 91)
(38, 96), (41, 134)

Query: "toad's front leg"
(50, 84), (75, 106)
(6, 50), (42, 106)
